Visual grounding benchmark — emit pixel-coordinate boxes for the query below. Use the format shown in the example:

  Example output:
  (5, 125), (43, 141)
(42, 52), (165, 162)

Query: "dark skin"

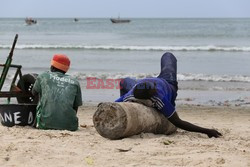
(135, 88), (222, 138)
(32, 66), (78, 113)
(168, 112), (222, 138)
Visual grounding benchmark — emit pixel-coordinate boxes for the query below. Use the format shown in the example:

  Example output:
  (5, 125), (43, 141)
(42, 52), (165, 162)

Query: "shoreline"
(0, 104), (250, 167)
(1, 89), (250, 107)
(81, 89), (250, 107)
(81, 80), (250, 107)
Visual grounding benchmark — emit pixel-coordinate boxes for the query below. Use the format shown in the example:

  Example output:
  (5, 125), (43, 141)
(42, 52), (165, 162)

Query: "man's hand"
(206, 129), (222, 138)
(169, 112), (223, 138)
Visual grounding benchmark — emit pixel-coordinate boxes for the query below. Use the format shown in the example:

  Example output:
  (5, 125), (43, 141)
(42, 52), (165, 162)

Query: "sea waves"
(4, 72), (250, 83)
(69, 72), (250, 83)
(3, 72), (249, 92)
(1, 44), (250, 52)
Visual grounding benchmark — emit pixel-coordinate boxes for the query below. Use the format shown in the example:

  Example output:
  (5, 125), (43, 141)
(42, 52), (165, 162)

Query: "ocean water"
(0, 18), (250, 105)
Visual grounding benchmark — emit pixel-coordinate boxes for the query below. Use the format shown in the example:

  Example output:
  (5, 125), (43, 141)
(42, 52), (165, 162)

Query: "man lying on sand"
(32, 54), (82, 131)
(116, 52), (222, 138)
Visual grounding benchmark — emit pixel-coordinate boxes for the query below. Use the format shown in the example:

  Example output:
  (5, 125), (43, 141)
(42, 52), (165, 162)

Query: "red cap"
(51, 54), (70, 72)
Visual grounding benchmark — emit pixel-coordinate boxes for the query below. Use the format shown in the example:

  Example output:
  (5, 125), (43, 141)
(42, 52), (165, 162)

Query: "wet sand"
(0, 104), (249, 167)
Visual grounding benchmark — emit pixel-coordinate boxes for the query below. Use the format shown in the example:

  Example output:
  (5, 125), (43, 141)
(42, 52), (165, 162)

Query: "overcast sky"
(1, 0), (250, 18)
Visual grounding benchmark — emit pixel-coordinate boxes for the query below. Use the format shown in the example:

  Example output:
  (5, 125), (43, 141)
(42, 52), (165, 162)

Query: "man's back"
(33, 71), (82, 131)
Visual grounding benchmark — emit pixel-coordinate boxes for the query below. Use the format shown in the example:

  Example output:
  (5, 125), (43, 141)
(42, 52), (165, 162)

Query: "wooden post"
(93, 102), (177, 140)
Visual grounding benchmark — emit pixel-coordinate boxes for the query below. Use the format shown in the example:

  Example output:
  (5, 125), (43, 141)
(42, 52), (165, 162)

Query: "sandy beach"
(0, 104), (249, 167)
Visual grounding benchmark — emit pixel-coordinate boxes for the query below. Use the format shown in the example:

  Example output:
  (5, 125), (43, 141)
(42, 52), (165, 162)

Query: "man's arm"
(73, 82), (82, 114)
(168, 112), (222, 138)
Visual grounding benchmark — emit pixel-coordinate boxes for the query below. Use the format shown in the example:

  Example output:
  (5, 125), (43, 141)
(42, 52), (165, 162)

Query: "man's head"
(50, 54), (70, 73)
(133, 81), (157, 99)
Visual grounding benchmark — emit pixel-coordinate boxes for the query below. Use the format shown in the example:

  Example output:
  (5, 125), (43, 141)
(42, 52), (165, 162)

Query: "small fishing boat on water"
(25, 17), (37, 25)
(110, 17), (131, 23)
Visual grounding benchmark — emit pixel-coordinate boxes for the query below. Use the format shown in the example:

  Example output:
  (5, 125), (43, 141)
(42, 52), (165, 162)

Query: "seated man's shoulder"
(37, 71), (50, 78)
(64, 75), (81, 85)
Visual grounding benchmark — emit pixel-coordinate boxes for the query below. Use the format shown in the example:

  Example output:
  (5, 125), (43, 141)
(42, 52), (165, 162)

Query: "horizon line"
(1, 17), (250, 19)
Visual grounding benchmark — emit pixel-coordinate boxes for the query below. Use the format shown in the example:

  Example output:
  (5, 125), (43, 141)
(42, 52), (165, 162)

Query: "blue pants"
(120, 52), (178, 102)
(157, 52), (178, 90)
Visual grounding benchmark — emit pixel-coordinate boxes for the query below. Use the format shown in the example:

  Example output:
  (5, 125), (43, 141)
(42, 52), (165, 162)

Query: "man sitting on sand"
(32, 54), (82, 131)
(116, 52), (222, 138)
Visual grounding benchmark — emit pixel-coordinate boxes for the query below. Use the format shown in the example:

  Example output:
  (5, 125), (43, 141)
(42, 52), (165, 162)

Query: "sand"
(0, 104), (249, 167)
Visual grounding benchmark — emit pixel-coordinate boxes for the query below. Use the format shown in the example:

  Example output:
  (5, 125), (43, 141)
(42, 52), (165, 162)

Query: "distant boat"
(25, 18), (37, 25)
(74, 18), (79, 22)
(110, 17), (131, 23)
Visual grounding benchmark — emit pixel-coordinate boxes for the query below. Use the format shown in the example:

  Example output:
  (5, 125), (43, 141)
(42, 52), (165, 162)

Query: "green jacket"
(33, 71), (82, 131)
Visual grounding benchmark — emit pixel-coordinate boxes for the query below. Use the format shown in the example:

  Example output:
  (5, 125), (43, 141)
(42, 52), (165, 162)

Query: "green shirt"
(33, 71), (82, 131)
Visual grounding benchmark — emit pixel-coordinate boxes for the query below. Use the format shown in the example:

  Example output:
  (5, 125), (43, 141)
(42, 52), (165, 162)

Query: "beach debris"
(85, 156), (94, 165)
(4, 157), (10, 161)
(80, 124), (87, 128)
(5, 144), (17, 152)
(163, 140), (175, 145)
(216, 158), (225, 165)
(60, 132), (72, 137)
(27, 136), (34, 139)
(44, 133), (58, 139)
(223, 100), (230, 107)
(184, 98), (194, 101)
(43, 132), (72, 139)
(93, 102), (177, 140)
(116, 147), (132, 152)
(97, 102), (103, 107)
(207, 97), (250, 107)
(176, 98), (195, 101)
(80, 124), (94, 128)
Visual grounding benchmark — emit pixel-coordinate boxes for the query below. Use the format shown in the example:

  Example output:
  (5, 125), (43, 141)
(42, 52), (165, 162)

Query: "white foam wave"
(70, 72), (250, 83)
(177, 73), (250, 82)
(1, 44), (250, 52)
(71, 72), (157, 80)
(4, 71), (250, 83)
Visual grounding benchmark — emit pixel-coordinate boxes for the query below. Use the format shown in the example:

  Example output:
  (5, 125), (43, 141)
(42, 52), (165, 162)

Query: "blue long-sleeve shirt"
(115, 78), (176, 118)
